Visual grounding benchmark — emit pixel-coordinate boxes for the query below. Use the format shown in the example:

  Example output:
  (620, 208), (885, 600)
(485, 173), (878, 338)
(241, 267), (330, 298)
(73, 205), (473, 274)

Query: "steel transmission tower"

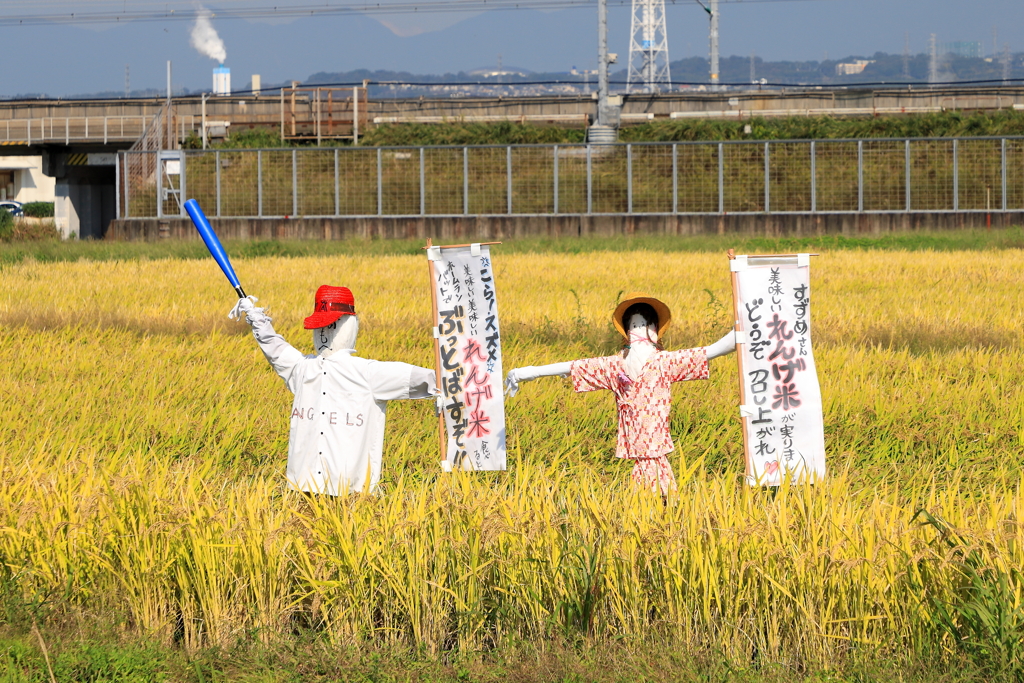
(627, 0), (671, 93)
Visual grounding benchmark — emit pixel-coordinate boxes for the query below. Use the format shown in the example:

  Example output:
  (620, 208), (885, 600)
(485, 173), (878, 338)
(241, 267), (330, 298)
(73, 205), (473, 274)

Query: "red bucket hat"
(303, 285), (356, 329)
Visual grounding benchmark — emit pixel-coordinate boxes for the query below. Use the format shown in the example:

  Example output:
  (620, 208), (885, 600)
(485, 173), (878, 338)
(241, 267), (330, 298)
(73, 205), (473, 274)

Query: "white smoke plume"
(190, 8), (227, 63)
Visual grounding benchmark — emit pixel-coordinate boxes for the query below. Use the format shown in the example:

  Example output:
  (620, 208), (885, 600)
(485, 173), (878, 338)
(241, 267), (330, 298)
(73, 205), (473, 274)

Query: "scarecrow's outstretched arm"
(229, 296), (305, 391)
(504, 362), (572, 397)
(705, 330), (737, 360)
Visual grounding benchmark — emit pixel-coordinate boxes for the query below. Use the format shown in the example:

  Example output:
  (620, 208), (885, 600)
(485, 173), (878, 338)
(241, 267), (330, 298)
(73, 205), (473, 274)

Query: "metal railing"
(117, 136), (1024, 219)
(0, 116), (158, 144)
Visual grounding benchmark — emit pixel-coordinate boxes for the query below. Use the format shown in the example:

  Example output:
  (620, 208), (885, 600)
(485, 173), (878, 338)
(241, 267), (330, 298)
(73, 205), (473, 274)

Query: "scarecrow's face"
(314, 322), (337, 355)
(627, 312), (658, 344)
(313, 315), (359, 357)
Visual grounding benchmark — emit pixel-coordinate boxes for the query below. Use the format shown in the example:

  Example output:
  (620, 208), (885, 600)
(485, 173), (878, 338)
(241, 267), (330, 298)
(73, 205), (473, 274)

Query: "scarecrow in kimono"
(504, 292), (735, 494)
(231, 286), (436, 495)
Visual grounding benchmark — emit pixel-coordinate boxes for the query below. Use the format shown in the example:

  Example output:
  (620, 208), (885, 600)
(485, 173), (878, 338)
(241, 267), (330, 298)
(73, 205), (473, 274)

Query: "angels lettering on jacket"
(503, 292), (736, 496)
(231, 285), (436, 495)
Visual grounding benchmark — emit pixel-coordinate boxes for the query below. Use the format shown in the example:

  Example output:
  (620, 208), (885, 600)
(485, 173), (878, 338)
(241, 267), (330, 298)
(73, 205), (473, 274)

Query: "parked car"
(0, 200), (23, 217)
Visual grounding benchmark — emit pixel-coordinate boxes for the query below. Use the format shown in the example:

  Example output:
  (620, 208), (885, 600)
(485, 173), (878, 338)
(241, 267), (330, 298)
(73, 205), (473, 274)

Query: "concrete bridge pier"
(45, 149), (118, 239)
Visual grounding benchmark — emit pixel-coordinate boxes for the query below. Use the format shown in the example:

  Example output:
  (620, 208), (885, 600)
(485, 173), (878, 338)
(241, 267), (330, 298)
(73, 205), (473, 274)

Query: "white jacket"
(250, 313), (435, 494)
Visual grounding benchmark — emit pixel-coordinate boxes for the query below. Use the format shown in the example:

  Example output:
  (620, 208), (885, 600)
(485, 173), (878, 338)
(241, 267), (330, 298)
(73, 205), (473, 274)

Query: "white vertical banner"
(428, 244), (507, 471)
(731, 254), (826, 486)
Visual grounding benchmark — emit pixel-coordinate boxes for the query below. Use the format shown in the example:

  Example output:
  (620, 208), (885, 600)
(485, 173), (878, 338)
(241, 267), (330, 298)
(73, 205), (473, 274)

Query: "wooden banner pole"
(727, 248), (753, 483)
(425, 238), (447, 468)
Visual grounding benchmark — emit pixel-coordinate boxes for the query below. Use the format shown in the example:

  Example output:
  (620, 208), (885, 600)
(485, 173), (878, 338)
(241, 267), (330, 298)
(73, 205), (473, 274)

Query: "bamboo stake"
(421, 241), (502, 251)
(425, 238), (448, 468)
(738, 253), (820, 260)
(727, 248), (752, 483)
(31, 621), (56, 683)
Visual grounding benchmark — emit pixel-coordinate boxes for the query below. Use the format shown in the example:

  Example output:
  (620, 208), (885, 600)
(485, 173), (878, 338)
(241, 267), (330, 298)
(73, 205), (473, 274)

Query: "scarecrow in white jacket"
(504, 292), (735, 495)
(232, 285), (436, 495)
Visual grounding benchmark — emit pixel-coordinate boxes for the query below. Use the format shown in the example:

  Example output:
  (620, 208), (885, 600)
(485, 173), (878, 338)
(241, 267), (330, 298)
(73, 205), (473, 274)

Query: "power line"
(0, 0), (836, 26)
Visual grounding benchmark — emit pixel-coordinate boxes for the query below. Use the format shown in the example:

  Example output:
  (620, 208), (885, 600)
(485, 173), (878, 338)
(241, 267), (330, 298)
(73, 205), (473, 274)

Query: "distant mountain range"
(662, 52), (1024, 87)
(254, 52), (1024, 100)
(18, 48), (1024, 102)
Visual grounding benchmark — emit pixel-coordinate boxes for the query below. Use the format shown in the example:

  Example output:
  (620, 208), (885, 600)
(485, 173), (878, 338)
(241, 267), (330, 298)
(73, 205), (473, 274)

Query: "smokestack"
(213, 65), (231, 96)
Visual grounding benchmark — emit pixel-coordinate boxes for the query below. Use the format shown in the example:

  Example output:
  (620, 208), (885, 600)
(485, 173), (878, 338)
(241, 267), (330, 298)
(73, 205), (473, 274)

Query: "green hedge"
(0, 209), (13, 240)
(22, 201), (54, 218)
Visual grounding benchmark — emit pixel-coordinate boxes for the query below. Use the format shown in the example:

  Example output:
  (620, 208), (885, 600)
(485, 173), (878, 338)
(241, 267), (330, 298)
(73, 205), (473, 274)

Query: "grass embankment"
(202, 110), (1024, 149)
(0, 240), (1022, 681)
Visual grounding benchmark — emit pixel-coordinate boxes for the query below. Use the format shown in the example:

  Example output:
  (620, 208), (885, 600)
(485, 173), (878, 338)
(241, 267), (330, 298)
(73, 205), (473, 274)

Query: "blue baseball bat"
(184, 198), (246, 299)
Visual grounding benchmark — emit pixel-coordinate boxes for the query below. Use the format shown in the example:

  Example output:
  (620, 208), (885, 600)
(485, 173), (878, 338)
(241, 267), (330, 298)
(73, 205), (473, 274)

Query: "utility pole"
(902, 32), (911, 79)
(166, 60), (172, 150)
(749, 52), (756, 83)
(692, 0), (719, 89)
(710, 0), (720, 90)
(597, 0), (609, 123)
(125, 65), (130, 98)
(1001, 44), (1011, 84)
(593, 0), (620, 137)
(928, 34), (938, 85)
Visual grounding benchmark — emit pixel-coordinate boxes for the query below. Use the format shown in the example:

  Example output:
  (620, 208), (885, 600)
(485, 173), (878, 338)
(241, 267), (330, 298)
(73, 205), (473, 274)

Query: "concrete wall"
(54, 182), (75, 237)
(107, 212), (1024, 242)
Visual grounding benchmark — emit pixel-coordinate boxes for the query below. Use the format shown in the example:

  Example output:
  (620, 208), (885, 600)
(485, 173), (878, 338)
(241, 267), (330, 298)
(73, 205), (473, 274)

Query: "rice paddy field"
(0, 232), (1022, 682)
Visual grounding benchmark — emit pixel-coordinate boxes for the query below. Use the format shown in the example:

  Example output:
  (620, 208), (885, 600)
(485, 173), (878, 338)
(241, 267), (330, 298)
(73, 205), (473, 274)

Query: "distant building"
(835, 60), (874, 76)
(941, 42), (983, 59)
(467, 66), (532, 79)
(0, 157), (55, 204)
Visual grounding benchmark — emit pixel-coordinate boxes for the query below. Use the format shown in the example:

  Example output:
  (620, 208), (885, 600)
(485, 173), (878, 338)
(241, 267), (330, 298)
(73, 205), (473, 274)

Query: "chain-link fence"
(118, 137), (1024, 219)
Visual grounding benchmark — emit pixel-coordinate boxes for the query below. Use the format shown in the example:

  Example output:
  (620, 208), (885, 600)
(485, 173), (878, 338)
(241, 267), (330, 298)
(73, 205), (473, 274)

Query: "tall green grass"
(200, 110), (1024, 149)
(2, 229), (1024, 267)
(362, 110), (1024, 147)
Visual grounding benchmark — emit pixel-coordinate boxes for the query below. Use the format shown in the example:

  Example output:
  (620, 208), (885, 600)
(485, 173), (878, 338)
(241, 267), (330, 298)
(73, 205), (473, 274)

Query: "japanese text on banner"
(734, 257), (825, 486)
(432, 245), (507, 471)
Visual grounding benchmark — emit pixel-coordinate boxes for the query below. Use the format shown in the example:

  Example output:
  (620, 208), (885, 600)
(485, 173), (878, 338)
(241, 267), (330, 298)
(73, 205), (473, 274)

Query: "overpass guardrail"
(0, 115), (153, 145)
(0, 114), (220, 145)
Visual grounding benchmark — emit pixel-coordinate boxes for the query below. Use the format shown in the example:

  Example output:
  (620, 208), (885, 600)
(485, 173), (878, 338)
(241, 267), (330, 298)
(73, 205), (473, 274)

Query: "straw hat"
(612, 292), (672, 340)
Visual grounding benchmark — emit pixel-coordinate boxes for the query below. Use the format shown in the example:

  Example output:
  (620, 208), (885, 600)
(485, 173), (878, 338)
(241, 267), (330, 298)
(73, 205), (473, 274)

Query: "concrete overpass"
(3, 85), (1023, 148)
(0, 96), (283, 237)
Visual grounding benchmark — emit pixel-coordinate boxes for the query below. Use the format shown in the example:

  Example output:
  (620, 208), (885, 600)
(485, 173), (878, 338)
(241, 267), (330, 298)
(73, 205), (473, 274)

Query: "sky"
(0, 0), (1022, 97)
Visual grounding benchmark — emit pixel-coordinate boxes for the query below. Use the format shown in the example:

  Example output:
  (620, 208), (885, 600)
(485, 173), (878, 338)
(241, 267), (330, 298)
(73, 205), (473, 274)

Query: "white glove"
(435, 394), (444, 417)
(706, 330), (737, 360)
(504, 362), (572, 397)
(228, 295), (259, 321)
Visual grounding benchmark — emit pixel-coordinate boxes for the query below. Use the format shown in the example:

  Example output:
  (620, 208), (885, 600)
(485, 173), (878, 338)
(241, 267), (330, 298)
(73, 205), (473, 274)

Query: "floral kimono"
(570, 348), (709, 494)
